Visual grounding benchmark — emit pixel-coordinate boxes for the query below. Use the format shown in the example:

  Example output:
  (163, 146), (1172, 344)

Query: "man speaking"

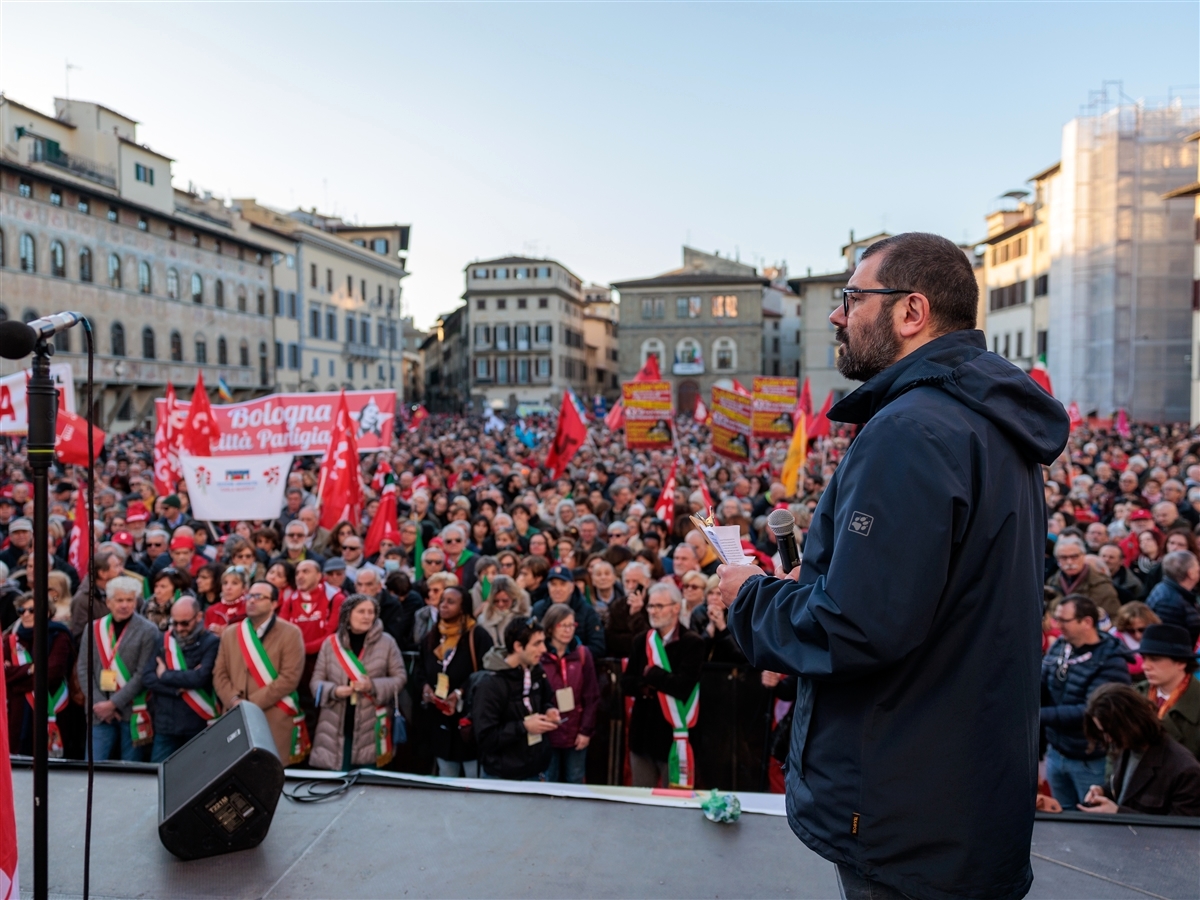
(719, 233), (1069, 900)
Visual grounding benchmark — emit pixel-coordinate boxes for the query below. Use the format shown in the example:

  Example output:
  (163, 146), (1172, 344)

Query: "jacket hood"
(482, 645), (513, 671)
(829, 330), (1069, 466)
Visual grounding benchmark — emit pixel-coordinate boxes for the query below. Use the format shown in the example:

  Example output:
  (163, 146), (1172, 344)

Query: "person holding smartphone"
(606, 561), (651, 658)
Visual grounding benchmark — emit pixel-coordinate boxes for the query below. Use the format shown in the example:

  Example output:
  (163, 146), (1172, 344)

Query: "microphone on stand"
(767, 508), (802, 574)
(0, 311), (85, 359)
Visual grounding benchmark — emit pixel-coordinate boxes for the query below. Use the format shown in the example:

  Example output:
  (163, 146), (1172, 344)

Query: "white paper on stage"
(0, 363), (76, 434)
(179, 453), (292, 521)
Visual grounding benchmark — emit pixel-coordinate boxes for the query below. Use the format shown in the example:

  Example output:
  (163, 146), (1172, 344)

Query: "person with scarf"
(279, 559), (347, 735)
(1136, 624), (1200, 760)
(476, 575), (530, 646)
(417, 585), (492, 777)
(539, 603), (600, 784)
(308, 594), (406, 771)
(76, 576), (160, 761)
(145, 567), (190, 632)
(1046, 535), (1119, 621)
(204, 567), (250, 636)
(213, 581), (308, 764)
(439, 523), (478, 592)
(3, 593), (72, 756)
(141, 595), (220, 762)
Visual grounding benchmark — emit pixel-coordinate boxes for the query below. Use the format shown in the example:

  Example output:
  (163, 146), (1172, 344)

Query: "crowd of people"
(1, 406), (1198, 814)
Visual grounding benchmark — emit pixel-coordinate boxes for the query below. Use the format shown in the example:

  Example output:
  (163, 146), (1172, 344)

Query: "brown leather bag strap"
(468, 627), (478, 672)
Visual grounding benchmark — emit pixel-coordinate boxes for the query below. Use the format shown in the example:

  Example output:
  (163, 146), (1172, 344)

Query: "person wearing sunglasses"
(720, 233), (1070, 900)
(3, 594), (72, 756)
(438, 524), (478, 592)
(142, 595), (220, 763)
(1110, 601), (1160, 680)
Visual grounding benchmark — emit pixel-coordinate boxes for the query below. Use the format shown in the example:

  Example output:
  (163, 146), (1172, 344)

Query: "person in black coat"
(620, 582), (704, 788)
(1144, 550), (1200, 646)
(722, 236), (1070, 900)
(471, 618), (559, 780)
(1040, 595), (1134, 806)
(141, 596), (221, 763)
(416, 587), (491, 777)
(1079, 683), (1200, 817)
(530, 565), (605, 660)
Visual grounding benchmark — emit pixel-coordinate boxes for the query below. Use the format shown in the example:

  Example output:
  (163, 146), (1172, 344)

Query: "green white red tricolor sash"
(94, 614), (154, 746)
(9, 634), (68, 757)
(237, 618), (310, 763)
(164, 631), (219, 721)
(326, 635), (394, 767)
(646, 630), (700, 788)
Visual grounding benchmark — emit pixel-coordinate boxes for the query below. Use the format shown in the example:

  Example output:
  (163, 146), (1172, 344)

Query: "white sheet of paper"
(704, 524), (752, 566)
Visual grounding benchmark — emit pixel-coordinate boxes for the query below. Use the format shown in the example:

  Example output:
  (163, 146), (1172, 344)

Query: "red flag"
(693, 397), (709, 424)
(0, 648), (16, 900)
(407, 404), (429, 433)
(68, 481), (91, 578)
(699, 476), (715, 516)
(370, 460), (393, 494)
(604, 399), (625, 431)
(795, 377), (813, 426)
(1115, 408), (1131, 439)
(1067, 401), (1083, 432)
(154, 383), (183, 495)
(54, 386), (104, 466)
(545, 391), (587, 479)
(654, 459), (677, 529)
(180, 373), (221, 457)
(318, 390), (363, 530)
(732, 379), (752, 397)
(634, 354), (661, 382)
(364, 470), (401, 557)
(1029, 358), (1053, 397)
(808, 390), (834, 439)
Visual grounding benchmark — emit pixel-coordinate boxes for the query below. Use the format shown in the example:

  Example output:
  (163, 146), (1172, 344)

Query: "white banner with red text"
(179, 453), (293, 521)
(0, 363), (76, 435)
(156, 389), (395, 456)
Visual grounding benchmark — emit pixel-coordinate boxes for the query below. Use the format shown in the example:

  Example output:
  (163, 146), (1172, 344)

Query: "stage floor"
(14, 768), (1200, 899)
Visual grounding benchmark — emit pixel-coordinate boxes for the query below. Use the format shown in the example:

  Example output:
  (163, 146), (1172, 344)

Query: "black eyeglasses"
(840, 287), (913, 317)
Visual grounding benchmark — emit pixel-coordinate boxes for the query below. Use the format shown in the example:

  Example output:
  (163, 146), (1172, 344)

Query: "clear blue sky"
(2, 2), (1196, 329)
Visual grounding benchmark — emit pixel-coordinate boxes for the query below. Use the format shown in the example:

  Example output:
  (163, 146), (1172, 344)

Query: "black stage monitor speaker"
(158, 701), (285, 860)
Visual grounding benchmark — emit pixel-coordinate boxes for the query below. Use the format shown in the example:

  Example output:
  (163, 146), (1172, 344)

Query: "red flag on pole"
(545, 391), (587, 479)
(0, 650), (16, 900)
(407, 404), (429, 433)
(1067, 401), (1083, 432)
(604, 399), (625, 431)
(795, 377), (813, 426)
(318, 390), (363, 531)
(54, 385), (104, 467)
(634, 354), (661, 382)
(153, 383), (183, 495)
(698, 476), (715, 516)
(693, 397), (709, 424)
(654, 458), (678, 529)
(68, 481), (91, 579)
(1115, 408), (1131, 439)
(364, 468), (401, 557)
(180, 373), (221, 457)
(731, 379), (752, 397)
(808, 390), (834, 439)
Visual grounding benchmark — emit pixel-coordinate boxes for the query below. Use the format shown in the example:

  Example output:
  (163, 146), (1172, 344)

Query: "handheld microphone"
(767, 508), (801, 574)
(0, 312), (85, 360)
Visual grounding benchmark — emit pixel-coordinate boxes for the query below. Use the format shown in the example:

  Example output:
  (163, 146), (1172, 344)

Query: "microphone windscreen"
(0, 321), (38, 360)
(767, 508), (797, 537)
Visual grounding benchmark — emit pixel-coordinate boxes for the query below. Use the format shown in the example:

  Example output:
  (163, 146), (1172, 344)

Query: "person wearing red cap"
(166, 534), (205, 578)
(1120, 508), (1158, 567)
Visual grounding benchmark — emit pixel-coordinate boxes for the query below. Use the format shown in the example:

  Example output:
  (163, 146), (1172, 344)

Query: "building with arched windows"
(0, 94), (276, 431)
(613, 247), (768, 415)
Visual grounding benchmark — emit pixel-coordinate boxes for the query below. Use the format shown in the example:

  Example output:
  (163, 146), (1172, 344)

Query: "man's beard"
(835, 303), (902, 382)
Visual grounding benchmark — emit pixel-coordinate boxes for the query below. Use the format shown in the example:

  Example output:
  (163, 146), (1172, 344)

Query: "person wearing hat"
(530, 564), (605, 659)
(322, 556), (353, 595)
(124, 500), (151, 555)
(158, 495), (190, 532)
(162, 533), (205, 578)
(1136, 624), (1200, 760)
(0, 517), (33, 570)
(1119, 507), (1158, 566)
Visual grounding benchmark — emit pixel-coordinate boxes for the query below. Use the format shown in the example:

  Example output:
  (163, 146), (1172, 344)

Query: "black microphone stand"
(27, 341), (58, 900)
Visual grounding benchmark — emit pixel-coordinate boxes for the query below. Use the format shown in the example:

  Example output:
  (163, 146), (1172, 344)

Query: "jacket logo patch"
(851, 812), (860, 835)
(848, 512), (873, 536)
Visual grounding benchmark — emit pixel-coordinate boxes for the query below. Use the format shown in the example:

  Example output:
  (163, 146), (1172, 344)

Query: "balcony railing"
(345, 341), (382, 360)
(30, 140), (117, 188)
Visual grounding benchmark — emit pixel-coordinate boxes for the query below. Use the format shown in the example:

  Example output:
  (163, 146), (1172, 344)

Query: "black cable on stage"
(283, 772), (360, 803)
(81, 319), (95, 900)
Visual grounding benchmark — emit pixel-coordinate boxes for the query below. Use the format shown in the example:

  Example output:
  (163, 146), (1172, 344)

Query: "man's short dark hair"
(503, 616), (543, 654)
(1061, 594), (1099, 629)
(860, 233), (978, 333)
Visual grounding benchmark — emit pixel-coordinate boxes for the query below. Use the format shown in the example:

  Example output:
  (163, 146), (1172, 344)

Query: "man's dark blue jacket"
(142, 626), (220, 737)
(1040, 634), (1132, 759)
(728, 330), (1069, 900)
(1145, 578), (1200, 646)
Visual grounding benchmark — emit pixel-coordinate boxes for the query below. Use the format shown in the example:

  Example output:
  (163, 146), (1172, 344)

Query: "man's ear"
(896, 292), (933, 339)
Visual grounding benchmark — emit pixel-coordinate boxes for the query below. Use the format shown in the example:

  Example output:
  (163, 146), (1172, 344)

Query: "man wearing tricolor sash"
(142, 596), (220, 762)
(76, 576), (160, 761)
(620, 581), (704, 789)
(213, 581), (308, 764)
(3, 596), (72, 757)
